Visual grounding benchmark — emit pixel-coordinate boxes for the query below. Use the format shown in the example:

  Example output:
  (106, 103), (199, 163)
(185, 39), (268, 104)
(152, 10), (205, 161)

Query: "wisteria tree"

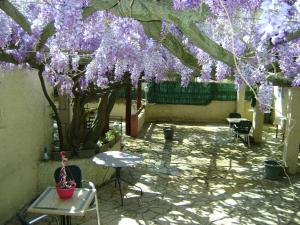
(0, 0), (299, 149)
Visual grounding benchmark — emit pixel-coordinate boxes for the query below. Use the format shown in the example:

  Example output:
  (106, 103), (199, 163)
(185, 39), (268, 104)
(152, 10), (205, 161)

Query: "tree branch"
(142, 21), (201, 72)
(37, 21), (55, 51)
(37, 69), (64, 149)
(0, 51), (17, 64)
(83, 0), (235, 67)
(0, 0), (31, 34)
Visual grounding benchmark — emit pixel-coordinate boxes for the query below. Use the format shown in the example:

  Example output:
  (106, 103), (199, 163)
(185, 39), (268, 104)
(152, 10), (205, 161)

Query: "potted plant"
(105, 130), (116, 147)
(97, 137), (110, 152)
(77, 142), (99, 158)
(55, 152), (76, 199)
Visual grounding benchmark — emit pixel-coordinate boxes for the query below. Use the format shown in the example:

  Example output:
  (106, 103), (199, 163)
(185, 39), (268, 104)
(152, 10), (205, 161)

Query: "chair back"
(236, 120), (252, 134)
(54, 165), (82, 188)
(229, 112), (241, 118)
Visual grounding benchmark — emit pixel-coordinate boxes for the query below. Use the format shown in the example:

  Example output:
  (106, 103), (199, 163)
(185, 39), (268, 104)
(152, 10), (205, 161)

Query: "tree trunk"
(67, 97), (86, 150)
(37, 70), (64, 150)
(125, 78), (132, 135)
(87, 89), (119, 143)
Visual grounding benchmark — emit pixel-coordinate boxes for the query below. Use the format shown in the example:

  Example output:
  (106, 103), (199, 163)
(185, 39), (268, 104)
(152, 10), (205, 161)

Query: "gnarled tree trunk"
(67, 96), (86, 150)
(87, 88), (119, 143)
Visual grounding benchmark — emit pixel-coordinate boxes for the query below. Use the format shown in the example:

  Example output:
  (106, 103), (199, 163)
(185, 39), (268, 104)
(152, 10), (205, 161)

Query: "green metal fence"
(148, 82), (239, 105)
(118, 81), (253, 105)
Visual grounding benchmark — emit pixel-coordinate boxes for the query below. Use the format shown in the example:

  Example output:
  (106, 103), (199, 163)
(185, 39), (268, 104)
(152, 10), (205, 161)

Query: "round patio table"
(93, 151), (144, 206)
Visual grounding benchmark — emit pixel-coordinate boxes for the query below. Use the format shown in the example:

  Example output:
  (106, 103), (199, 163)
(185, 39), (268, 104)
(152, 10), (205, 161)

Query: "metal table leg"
(60, 216), (71, 225)
(115, 167), (143, 206)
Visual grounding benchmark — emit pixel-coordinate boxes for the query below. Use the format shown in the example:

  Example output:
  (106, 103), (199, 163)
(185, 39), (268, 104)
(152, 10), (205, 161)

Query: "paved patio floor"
(9, 123), (300, 225)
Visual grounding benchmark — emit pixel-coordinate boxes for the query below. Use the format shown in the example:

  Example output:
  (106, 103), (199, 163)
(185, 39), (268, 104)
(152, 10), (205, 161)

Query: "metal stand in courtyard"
(93, 151), (144, 206)
(102, 167), (143, 206)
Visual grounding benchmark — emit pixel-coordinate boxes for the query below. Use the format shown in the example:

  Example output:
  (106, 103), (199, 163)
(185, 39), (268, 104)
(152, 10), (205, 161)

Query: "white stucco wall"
(145, 101), (237, 123)
(0, 69), (52, 223)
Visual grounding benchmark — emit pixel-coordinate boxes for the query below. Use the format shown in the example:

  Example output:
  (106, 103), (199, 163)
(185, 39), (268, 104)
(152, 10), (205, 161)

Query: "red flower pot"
(56, 181), (76, 199)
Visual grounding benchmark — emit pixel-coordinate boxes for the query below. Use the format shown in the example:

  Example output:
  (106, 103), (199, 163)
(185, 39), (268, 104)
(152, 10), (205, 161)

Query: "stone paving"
(7, 123), (300, 225)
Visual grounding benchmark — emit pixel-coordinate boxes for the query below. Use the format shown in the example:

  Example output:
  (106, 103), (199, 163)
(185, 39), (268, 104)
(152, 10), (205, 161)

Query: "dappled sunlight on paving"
(10, 123), (298, 225)
(91, 123), (300, 225)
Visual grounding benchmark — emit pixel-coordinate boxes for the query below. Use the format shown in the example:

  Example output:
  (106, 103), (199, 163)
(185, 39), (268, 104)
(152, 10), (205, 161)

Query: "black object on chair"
(229, 112), (241, 118)
(233, 120), (252, 147)
(54, 165), (82, 188)
(54, 165), (101, 225)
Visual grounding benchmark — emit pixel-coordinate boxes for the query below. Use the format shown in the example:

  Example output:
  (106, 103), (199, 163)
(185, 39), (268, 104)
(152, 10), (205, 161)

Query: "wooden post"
(136, 79), (142, 110)
(125, 78), (132, 135)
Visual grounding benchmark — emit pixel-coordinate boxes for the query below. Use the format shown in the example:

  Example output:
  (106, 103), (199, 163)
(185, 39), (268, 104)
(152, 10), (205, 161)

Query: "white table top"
(27, 187), (96, 216)
(226, 118), (249, 123)
(93, 151), (143, 168)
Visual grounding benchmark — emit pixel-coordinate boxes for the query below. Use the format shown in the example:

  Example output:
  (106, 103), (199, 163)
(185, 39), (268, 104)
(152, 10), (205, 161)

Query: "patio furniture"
(228, 112), (242, 129)
(17, 209), (59, 225)
(53, 165), (101, 225)
(233, 120), (252, 147)
(226, 117), (248, 135)
(27, 186), (98, 225)
(93, 151), (143, 206)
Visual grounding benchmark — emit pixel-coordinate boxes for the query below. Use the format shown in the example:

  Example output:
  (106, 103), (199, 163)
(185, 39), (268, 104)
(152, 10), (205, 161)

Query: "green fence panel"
(118, 81), (253, 105)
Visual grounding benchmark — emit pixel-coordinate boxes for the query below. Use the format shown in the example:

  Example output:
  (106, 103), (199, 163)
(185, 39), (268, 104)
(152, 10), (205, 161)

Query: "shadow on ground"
(8, 123), (299, 225)
(95, 123), (300, 225)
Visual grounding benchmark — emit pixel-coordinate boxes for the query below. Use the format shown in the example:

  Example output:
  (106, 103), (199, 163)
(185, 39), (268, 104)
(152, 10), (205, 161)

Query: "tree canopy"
(0, 0), (299, 112)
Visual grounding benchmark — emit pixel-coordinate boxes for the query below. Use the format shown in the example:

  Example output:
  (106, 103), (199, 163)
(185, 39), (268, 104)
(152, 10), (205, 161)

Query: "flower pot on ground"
(163, 127), (174, 140)
(264, 160), (283, 180)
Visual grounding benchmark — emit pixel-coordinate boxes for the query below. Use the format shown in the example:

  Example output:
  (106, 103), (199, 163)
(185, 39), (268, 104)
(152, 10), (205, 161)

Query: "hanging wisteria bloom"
(0, 0), (299, 100)
(257, 83), (273, 112)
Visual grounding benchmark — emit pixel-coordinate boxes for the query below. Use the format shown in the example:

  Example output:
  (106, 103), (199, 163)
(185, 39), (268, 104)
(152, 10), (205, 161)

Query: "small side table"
(27, 187), (96, 225)
(93, 151), (143, 206)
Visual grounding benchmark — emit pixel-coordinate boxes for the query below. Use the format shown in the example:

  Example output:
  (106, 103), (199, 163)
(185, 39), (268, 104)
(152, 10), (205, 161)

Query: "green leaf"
(82, 0), (119, 19)
(37, 22), (55, 50)
(286, 29), (300, 42)
(142, 21), (201, 72)
(83, 0), (234, 68)
(0, 51), (17, 64)
(0, 0), (31, 34)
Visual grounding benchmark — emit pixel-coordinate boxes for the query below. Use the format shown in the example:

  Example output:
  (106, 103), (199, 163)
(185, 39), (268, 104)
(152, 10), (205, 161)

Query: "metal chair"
(233, 120), (252, 147)
(17, 203), (59, 225)
(54, 165), (101, 225)
(228, 112), (242, 134)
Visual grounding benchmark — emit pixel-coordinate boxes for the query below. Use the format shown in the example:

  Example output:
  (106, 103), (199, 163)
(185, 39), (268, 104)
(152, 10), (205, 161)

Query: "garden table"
(27, 187), (96, 225)
(93, 151), (143, 206)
